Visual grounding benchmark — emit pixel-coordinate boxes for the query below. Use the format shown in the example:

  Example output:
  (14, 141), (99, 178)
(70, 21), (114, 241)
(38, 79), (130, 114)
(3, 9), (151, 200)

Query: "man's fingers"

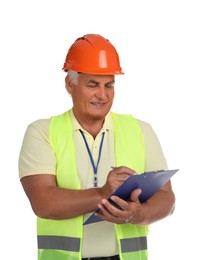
(130, 188), (142, 203)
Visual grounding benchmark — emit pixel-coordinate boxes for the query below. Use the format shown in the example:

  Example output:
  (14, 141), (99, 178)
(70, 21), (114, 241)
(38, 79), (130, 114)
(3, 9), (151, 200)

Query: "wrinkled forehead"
(78, 73), (115, 83)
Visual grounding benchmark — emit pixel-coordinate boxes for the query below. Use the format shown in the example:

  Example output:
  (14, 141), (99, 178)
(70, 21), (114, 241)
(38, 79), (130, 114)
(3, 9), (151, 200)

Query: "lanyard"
(79, 129), (105, 187)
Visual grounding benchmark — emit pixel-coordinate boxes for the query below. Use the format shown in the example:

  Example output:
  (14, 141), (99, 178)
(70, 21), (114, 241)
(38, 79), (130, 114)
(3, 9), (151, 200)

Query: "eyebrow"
(87, 80), (115, 85)
(87, 80), (99, 85)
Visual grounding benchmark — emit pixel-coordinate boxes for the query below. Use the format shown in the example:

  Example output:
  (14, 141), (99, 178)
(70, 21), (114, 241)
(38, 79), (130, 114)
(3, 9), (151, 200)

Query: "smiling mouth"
(90, 102), (107, 107)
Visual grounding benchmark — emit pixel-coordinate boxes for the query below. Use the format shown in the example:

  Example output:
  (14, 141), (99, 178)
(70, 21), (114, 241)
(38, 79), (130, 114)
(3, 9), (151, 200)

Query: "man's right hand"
(100, 166), (135, 198)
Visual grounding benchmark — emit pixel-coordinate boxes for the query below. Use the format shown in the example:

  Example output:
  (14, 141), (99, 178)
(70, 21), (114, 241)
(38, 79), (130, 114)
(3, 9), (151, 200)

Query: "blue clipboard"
(84, 169), (179, 225)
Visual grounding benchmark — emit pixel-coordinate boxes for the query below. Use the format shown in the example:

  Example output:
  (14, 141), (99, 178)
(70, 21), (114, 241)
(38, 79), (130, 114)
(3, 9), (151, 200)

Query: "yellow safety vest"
(37, 110), (149, 260)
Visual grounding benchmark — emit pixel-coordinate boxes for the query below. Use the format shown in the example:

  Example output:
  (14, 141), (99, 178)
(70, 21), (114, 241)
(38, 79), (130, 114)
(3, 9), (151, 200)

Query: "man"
(19, 34), (175, 260)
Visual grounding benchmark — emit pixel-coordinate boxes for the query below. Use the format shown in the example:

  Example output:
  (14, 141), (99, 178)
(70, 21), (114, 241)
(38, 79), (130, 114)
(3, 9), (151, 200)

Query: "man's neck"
(81, 120), (104, 138)
(73, 110), (105, 138)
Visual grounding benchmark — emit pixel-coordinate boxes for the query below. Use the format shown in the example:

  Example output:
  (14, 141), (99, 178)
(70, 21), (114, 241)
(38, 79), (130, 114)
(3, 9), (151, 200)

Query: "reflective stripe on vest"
(120, 237), (147, 253)
(37, 110), (147, 260)
(38, 235), (80, 252)
(37, 233), (147, 253)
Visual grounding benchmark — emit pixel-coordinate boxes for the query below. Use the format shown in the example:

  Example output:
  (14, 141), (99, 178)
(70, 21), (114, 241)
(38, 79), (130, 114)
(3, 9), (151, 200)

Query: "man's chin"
(89, 110), (108, 121)
(91, 114), (106, 121)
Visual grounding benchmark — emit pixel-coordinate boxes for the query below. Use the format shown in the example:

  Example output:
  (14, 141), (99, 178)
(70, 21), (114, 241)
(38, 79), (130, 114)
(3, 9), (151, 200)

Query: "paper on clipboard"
(84, 169), (179, 225)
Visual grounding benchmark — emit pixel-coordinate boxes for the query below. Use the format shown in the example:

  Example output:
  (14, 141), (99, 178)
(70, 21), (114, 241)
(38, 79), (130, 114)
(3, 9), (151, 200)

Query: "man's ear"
(65, 76), (72, 94)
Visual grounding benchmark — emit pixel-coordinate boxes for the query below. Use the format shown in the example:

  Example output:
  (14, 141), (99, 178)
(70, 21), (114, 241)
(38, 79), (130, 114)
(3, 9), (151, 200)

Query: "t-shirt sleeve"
(18, 118), (56, 179)
(138, 120), (168, 172)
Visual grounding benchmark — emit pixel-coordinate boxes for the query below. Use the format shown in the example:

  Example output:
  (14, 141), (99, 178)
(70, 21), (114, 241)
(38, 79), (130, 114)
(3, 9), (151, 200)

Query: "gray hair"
(67, 70), (80, 86)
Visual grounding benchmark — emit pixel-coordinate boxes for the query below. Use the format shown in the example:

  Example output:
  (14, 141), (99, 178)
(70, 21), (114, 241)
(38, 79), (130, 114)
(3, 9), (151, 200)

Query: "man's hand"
(100, 166), (135, 199)
(95, 188), (143, 224)
(96, 180), (175, 225)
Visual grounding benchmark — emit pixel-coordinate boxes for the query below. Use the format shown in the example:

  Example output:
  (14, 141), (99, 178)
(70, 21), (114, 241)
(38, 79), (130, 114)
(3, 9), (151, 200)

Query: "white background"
(1, 0), (207, 259)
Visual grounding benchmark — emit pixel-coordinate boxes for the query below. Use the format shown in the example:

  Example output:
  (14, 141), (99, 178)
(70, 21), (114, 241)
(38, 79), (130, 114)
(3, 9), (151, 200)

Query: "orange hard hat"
(62, 34), (124, 75)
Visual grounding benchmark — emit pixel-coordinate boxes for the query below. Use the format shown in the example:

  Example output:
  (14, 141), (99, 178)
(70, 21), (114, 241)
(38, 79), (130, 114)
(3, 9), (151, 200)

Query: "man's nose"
(96, 86), (107, 99)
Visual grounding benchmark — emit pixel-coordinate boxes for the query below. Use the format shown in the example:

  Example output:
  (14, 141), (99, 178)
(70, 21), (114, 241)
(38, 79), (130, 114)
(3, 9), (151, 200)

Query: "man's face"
(66, 73), (115, 121)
